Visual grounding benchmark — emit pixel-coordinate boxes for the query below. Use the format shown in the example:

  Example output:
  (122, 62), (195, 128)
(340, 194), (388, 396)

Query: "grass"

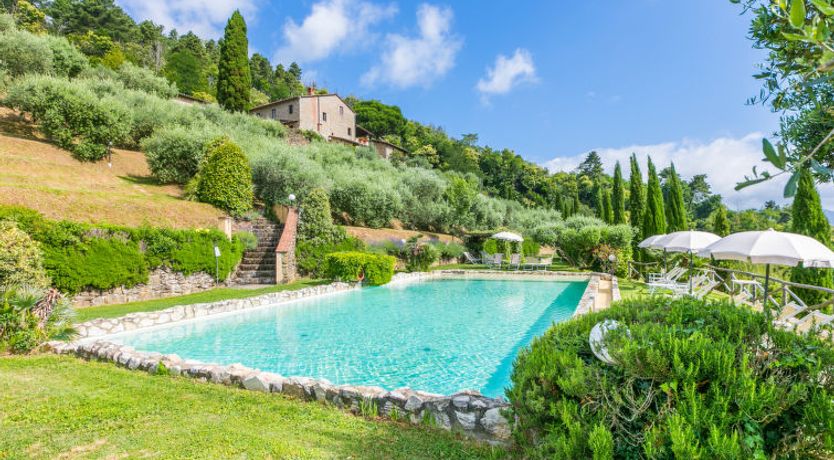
(0, 116), (225, 229)
(0, 355), (504, 459)
(74, 279), (329, 322)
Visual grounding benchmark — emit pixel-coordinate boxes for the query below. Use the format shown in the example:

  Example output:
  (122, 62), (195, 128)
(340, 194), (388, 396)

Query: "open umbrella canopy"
(638, 234), (666, 249)
(491, 231), (524, 242)
(698, 229), (834, 268)
(656, 231), (721, 254)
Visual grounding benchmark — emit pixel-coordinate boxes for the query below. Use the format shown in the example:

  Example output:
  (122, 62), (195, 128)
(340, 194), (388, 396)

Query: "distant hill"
(826, 209), (834, 225)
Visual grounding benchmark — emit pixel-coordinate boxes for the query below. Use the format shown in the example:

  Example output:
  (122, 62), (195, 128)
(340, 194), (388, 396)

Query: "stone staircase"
(232, 217), (282, 285)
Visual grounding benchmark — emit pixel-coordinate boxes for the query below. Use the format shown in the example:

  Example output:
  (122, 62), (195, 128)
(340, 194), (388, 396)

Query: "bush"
(44, 35), (88, 77)
(0, 29), (53, 76)
(298, 187), (343, 245)
(533, 215), (633, 273)
(402, 237), (439, 272)
(435, 241), (465, 260)
(4, 75), (131, 161)
(44, 237), (148, 293)
(236, 231), (257, 250)
(296, 236), (365, 278)
(509, 296), (834, 458)
(113, 62), (177, 98)
(330, 180), (402, 228)
(324, 251), (395, 286)
(251, 151), (329, 205)
(521, 239), (540, 257)
(195, 137), (253, 216)
(0, 285), (76, 353)
(0, 221), (49, 287)
(141, 124), (219, 183)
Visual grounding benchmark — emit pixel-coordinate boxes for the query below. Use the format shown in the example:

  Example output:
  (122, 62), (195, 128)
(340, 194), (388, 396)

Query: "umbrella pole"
(763, 264), (771, 325)
(689, 251), (693, 295)
(663, 250), (667, 272)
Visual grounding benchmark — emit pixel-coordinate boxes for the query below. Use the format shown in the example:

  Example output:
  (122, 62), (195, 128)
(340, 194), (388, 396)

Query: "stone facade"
(71, 267), (215, 307)
(59, 271), (620, 444)
(250, 93), (356, 142)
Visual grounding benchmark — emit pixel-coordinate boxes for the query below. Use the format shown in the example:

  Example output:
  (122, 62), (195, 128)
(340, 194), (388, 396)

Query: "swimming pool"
(107, 278), (586, 397)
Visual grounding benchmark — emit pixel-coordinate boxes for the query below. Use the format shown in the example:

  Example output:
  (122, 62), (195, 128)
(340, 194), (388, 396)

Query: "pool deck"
(47, 269), (620, 444)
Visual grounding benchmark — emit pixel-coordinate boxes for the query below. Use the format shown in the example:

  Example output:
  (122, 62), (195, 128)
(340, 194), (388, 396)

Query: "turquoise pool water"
(109, 278), (586, 397)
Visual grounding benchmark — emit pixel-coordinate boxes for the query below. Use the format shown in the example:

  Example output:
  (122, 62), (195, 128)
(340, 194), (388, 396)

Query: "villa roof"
(248, 93), (355, 114)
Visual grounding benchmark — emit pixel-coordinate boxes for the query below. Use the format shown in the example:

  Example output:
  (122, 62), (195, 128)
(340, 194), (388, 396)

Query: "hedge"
(509, 296), (834, 458)
(195, 137), (253, 216)
(0, 206), (244, 294)
(324, 251), (395, 286)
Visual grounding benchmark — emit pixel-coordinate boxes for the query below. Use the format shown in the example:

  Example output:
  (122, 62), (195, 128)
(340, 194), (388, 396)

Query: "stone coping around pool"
(57, 269), (618, 444)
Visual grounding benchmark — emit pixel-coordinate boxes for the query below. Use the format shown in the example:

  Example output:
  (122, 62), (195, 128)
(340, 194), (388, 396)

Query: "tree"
(298, 188), (342, 244)
(195, 137), (253, 216)
(216, 10), (250, 112)
(603, 189), (613, 224)
(642, 157), (666, 239)
(596, 186), (606, 221)
(353, 100), (407, 138)
(790, 167), (833, 305)
(44, 0), (138, 42)
(164, 48), (207, 94)
(711, 205), (730, 237)
(577, 151), (604, 181)
(612, 161), (626, 224)
(665, 163), (688, 232)
(628, 154), (644, 233)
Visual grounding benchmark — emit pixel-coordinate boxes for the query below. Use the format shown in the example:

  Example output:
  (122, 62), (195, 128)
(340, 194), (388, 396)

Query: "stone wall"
(71, 267), (215, 308)
(59, 270), (620, 444)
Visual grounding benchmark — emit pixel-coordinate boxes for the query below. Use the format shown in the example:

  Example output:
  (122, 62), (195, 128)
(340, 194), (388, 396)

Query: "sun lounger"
(791, 311), (834, 334)
(485, 253), (503, 269)
(463, 252), (481, 264)
(507, 253), (521, 271)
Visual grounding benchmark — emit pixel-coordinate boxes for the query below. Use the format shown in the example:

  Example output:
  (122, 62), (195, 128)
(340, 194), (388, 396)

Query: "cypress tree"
(642, 157), (666, 238)
(665, 163), (688, 232)
(603, 189), (614, 224)
(217, 11), (251, 112)
(628, 154), (644, 234)
(596, 186), (606, 220)
(790, 167), (833, 305)
(712, 205), (730, 237)
(612, 161), (626, 224)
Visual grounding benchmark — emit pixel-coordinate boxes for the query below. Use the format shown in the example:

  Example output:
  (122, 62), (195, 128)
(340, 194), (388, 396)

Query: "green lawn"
(0, 355), (505, 459)
(73, 279), (329, 322)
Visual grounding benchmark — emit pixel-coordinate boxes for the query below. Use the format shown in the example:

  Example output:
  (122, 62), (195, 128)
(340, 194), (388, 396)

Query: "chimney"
(306, 86), (315, 96)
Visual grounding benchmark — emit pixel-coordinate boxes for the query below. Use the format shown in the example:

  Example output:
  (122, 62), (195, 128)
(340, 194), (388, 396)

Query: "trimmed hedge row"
(0, 206), (244, 294)
(324, 251), (395, 286)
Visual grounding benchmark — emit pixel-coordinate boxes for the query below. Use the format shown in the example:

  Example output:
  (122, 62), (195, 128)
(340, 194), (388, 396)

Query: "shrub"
(236, 231), (257, 250)
(113, 62), (177, 98)
(141, 124), (219, 183)
(296, 236), (365, 278)
(521, 239), (540, 257)
(0, 285), (76, 353)
(509, 296), (834, 458)
(0, 13), (15, 32)
(324, 251), (395, 286)
(195, 137), (253, 216)
(0, 221), (49, 287)
(4, 75), (131, 161)
(435, 241), (465, 260)
(251, 151), (329, 205)
(533, 215), (633, 273)
(44, 237), (149, 293)
(402, 237), (439, 272)
(330, 180), (402, 228)
(0, 29), (53, 76)
(298, 187), (343, 245)
(44, 35), (88, 77)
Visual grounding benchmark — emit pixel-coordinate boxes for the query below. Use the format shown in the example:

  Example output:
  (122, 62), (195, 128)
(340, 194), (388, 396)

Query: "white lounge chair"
(791, 311), (834, 334)
(530, 257), (552, 271)
(647, 267), (687, 293)
(463, 252), (481, 264)
(507, 253), (521, 271)
(485, 253), (503, 269)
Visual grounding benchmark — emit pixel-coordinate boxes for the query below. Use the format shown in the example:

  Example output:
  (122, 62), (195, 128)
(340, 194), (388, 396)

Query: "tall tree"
(790, 167), (833, 305)
(712, 205), (730, 237)
(642, 157), (666, 239)
(612, 161), (626, 224)
(628, 154), (645, 234)
(603, 189), (614, 224)
(596, 186), (606, 220)
(217, 10), (250, 112)
(665, 163), (688, 232)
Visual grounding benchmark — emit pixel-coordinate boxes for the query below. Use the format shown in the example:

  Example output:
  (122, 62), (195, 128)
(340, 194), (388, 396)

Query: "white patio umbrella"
(698, 228), (834, 322)
(655, 231), (721, 294)
(491, 231), (524, 242)
(638, 234), (669, 271)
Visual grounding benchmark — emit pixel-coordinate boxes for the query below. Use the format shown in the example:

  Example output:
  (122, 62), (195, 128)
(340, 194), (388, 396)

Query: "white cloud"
(118, 0), (259, 39)
(544, 133), (834, 210)
(476, 48), (536, 98)
(274, 0), (397, 65)
(363, 4), (462, 88)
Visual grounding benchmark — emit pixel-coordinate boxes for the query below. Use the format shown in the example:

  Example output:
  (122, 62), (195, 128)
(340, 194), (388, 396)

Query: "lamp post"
(107, 141), (113, 169)
(213, 244), (221, 285)
(608, 253), (617, 277)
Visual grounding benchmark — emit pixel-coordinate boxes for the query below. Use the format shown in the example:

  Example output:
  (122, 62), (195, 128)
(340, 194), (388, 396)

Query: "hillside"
(0, 118), (225, 229)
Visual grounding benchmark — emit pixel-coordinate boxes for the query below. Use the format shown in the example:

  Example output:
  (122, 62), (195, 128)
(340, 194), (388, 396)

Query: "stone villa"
(250, 88), (357, 143)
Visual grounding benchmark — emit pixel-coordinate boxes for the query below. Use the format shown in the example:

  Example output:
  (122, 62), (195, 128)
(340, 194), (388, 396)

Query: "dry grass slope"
(0, 126), (225, 229)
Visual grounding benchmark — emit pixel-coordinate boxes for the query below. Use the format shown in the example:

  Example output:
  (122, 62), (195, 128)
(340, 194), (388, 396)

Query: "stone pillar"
(218, 216), (233, 240)
(274, 207), (298, 283)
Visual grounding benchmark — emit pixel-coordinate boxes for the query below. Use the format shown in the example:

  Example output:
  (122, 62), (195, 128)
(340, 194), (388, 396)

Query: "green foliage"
(664, 163), (688, 232)
(711, 205), (730, 237)
(0, 29), (54, 76)
(324, 251), (395, 286)
(141, 124), (218, 183)
(534, 215), (633, 274)
(521, 239), (540, 257)
(298, 188), (343, 245)
(628, 154), (644, 234)
(611, 162), (626, 225)
(0, 221), (49, 287)
(510, 296), (834, 458)
(642, 157), (666, 239)
(0, 285), (76, 353)
(108, 62), (176, 97)
(217, 11), (250, 112)
(790, 167), (833, 305)
(4, 74), (131, 161)
(296, 236), (364, 278)
(330, 179), (402, 228)
(402, 237), (440, 272)
(353, 100), (408, 138)
(14, 1), (45, 33)
(195, 137), (253, 216)
(44, 35), (88, 77)
(435, 241), (466, 259)
(236, 231), (257, 250)
(0, 206), (243, 294)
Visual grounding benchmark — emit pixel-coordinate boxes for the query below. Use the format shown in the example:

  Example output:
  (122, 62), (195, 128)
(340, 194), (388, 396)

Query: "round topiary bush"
(0, 221), (49, 287)
(509, 296), (834, 459)
(196, 137), (253, 216)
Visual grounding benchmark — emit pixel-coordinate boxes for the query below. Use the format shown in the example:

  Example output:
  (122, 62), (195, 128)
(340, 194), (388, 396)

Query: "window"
(322, 112), (327, 122)
(288, 104), (293, 114)
(270, 108), (276, 119)
(348, 127), (352, 136)
(339, 106), (344, 116)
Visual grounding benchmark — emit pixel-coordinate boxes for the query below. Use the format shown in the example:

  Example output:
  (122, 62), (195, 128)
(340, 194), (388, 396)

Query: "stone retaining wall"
(58, 270), (619, 444)
(72, 268), (215, 308)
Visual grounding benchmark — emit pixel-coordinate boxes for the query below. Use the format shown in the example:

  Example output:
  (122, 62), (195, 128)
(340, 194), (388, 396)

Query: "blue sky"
(117, 0), (826, 209)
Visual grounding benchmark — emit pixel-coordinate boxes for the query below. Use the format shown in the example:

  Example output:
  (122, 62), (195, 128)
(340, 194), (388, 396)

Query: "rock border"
(57, 269), (618, 444)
